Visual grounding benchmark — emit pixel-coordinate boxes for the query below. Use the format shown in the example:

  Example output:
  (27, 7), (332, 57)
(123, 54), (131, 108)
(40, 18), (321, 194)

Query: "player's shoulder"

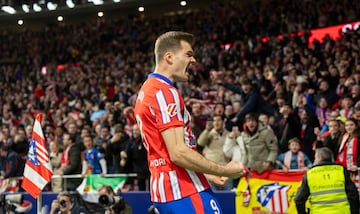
(141, 78), (174, 95)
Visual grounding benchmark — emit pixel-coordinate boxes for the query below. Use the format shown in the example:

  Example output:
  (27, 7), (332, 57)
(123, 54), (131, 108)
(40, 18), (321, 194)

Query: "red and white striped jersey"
(134, 73), (210, 202)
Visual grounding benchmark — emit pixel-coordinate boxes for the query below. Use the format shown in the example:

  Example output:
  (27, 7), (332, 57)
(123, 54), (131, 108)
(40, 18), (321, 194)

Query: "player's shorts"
(152, 189), (223, 214)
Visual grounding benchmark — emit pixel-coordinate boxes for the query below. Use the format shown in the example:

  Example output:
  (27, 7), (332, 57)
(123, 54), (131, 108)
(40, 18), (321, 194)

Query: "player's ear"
(164, 51), (173, 65)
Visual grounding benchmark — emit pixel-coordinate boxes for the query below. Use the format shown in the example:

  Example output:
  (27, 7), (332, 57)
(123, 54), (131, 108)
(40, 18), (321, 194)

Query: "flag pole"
(38, 192), (42, 213)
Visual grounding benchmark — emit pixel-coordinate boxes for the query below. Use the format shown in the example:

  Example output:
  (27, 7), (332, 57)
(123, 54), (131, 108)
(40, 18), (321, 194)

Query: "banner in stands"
(0, 178), (19, 193)
(236, 170), (306, 214)
(76, 174), (127, 203)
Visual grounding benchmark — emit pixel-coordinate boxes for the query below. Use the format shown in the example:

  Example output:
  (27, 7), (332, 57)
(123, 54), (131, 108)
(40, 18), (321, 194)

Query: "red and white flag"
(21, 113), (53, 198)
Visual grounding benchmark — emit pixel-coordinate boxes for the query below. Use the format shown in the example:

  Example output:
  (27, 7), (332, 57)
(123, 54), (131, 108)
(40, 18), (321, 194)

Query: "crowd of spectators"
(1, 0), (360, 192)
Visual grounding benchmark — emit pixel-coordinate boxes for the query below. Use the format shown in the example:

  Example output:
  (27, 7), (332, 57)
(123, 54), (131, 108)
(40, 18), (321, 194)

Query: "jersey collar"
(148, 73), (174, 87)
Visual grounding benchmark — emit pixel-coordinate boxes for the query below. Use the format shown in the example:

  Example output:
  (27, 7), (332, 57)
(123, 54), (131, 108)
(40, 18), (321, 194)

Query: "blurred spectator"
(49, 140), (63, 192)
(81, 135), (107, 177)
(107, 124), (130, 174)
(198, 114), (232, 190)
(59, 132), (82, 191)
(66, 122), (84, 151)
(50, 191), (89, 214)
(0, 144), (25, 180)
(0, 126), (13, 147)
(94, 124), (114, 173)
(274, 102), (301, 153)
(241, 113), (278, 173)
(120, 124), (149, 191)
(98, 185), (132, 214)
(313, 79), (339, 108)
(297, 108), (319, 162)
(336, 118), (360, 189)
(223, 126), (246, 163)
(276, 137), (312, 172)
(339, 95), (354, 119)
(10, 125), (29, 159)
(223, 78), (275, 126)
(316, 119), (342, 159)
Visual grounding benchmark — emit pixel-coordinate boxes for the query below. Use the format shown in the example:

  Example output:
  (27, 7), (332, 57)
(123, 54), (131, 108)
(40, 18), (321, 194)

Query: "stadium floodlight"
(180, 1), (187, 6)
(1, 6), (16, 14)
(22, 4), (30, 13)
(89, 0), (104, 5)
(113, 0), (121, 2)
(57, 16), (64, 22)
(18, 19), (24, 25)
(138, 6), (144, 12)
(33, 3), (42, 12)
(66, 0), (75, 8)
(47, 2), (58, 11)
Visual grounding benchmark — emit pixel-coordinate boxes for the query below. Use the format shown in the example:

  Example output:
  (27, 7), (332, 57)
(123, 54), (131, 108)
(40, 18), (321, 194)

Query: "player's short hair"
(154, 31), (194, 63)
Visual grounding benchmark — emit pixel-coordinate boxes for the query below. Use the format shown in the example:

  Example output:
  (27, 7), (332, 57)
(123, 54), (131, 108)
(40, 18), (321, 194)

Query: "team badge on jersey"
(167, 103), (177, 117)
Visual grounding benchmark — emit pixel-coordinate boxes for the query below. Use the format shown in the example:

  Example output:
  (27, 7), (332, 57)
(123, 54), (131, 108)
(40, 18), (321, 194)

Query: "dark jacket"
(107, 133), (130, 173)
(63, 144), (82, 190)
(4, 150), (25, 178)
(224, 83), (275, 122)
(125, 137), (149, 178)
(274, 112), (301, 153)
(295, 162), (359, 214)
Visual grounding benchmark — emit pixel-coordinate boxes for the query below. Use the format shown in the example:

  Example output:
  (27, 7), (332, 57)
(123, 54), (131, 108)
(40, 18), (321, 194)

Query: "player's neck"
(154, 66), (174, 82)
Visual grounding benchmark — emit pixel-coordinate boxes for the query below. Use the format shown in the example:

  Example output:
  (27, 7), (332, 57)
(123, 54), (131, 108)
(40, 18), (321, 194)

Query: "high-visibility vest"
(307, 164), (350, 214)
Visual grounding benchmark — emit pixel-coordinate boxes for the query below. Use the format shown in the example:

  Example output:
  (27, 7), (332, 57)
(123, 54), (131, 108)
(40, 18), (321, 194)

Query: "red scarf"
(336, 133), (358, 168)
(61, 145), (73, 168)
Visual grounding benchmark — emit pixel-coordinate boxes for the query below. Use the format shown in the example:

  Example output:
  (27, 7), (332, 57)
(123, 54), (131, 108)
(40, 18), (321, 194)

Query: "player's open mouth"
(185, 65), (192, 75)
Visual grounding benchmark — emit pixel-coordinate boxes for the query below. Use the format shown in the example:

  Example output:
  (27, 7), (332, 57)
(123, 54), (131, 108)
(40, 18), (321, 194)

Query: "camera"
(59, 199), (67, 208)
(98, 195), (120, 208)
(0, 194), (32, 214)
(1, 194), (23, 204)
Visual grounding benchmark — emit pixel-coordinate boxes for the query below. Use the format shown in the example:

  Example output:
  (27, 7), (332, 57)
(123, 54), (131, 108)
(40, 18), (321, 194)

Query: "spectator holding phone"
(198, 114), (232, 190)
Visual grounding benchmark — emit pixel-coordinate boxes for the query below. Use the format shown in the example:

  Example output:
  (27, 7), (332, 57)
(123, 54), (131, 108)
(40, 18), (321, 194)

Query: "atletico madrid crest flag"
(21, 113), (53, 199)
(236, 170), (306, 214)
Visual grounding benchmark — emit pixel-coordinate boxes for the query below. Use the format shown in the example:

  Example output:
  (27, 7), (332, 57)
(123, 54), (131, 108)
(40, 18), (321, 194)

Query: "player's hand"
(223, 161), (245, 178)
(209, 175), (228, 186)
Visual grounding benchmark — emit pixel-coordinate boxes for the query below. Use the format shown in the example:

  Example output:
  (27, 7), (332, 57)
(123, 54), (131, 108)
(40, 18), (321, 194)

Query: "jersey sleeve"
(152, 87), (184, 132)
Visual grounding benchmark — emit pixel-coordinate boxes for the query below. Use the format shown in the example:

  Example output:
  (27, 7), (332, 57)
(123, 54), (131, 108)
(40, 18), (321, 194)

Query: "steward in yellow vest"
(295, 147), (359, 214)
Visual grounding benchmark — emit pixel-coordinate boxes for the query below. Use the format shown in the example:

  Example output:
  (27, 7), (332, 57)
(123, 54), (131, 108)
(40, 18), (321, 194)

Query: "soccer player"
(134, 31), (244, 214)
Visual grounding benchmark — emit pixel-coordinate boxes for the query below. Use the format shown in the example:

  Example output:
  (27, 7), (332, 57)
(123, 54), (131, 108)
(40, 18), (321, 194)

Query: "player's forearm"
(171, 145), (226, 176)
(162, 127), (226, 176)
